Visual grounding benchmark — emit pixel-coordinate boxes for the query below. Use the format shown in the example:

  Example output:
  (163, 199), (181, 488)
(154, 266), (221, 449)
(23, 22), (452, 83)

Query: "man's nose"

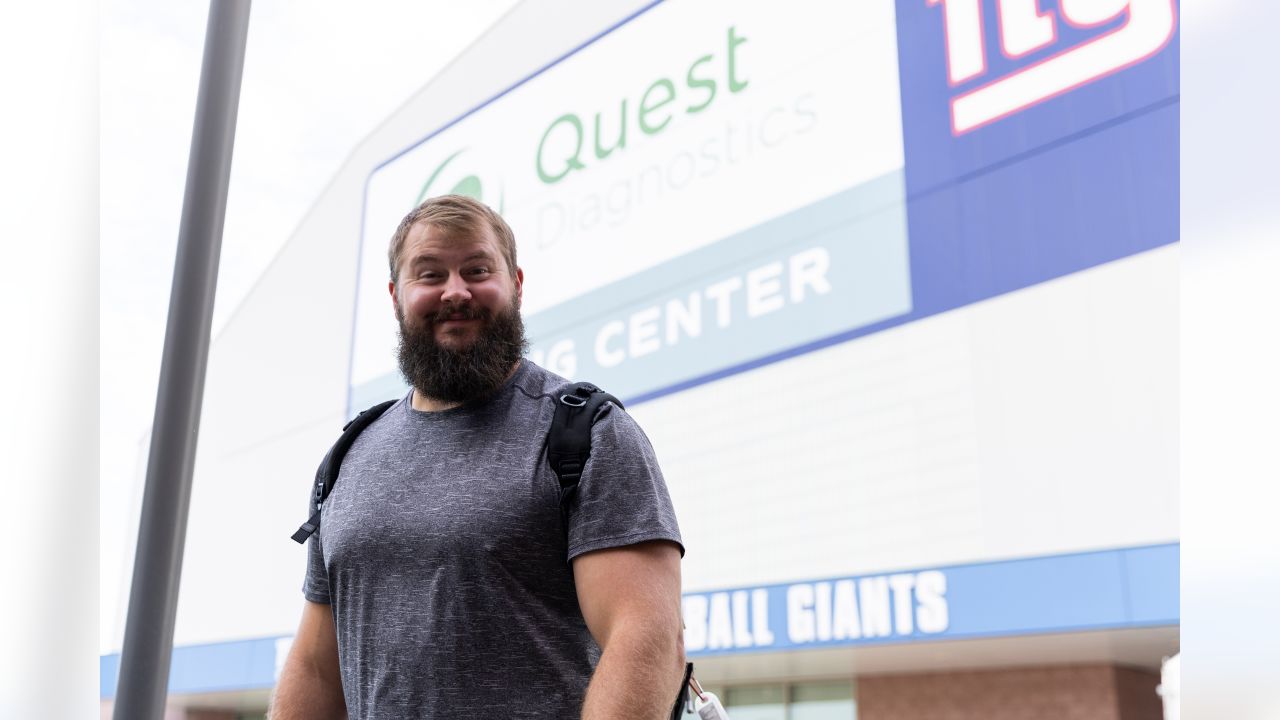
(440, 272), (472, 304)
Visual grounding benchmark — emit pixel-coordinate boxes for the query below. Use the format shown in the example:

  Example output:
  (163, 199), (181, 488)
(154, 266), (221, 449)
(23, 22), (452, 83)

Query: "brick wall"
(1113, 666), (1163, 720)
(856, 664), (1161, 720)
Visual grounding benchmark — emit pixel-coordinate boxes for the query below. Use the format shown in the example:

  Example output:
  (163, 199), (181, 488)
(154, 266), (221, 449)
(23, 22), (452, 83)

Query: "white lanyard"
(687, 675), (731, 719)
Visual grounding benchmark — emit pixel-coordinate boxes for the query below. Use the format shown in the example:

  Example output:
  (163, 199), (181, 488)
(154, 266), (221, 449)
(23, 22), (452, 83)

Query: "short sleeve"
(302, 473), (332, 604)
(564, 403), (684, 561)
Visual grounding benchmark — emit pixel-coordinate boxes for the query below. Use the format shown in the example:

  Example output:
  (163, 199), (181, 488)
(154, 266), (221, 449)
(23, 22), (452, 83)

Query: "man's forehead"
(404, 221), (499, 255)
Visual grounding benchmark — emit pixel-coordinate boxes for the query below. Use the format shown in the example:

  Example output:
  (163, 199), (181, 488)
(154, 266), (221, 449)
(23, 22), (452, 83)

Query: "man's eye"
(468, 267), (490, 276)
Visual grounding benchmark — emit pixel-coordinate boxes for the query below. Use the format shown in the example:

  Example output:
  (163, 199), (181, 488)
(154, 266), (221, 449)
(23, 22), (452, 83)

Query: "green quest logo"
(417, 148), (505, 211)
(535, 25), (750, 185)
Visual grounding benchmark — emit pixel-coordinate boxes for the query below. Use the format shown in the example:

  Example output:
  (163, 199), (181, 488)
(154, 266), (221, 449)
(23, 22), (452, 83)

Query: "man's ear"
(388, 280), (400, 317)
(514, 267), (524, 305)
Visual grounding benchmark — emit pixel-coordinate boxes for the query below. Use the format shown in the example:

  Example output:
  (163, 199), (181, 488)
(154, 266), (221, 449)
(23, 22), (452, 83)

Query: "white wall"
(642, 246), (1178, 592)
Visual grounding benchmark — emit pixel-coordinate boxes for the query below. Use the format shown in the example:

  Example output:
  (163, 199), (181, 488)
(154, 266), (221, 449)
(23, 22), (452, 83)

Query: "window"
(725, 684), (787, 720)
(791, 681), (855, 720)
(678, 680), (856, 719)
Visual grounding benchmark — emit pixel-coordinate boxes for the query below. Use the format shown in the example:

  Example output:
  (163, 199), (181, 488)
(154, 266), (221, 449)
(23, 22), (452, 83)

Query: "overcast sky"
(100, 0), (519, 653)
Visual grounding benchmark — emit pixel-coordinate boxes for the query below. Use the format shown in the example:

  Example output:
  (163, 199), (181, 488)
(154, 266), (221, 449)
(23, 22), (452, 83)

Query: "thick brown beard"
(396, 299), (528, 406)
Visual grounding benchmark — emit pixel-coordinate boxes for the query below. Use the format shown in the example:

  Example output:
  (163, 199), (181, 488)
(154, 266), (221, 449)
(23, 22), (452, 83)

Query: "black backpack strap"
(294, 384), (618, 544)
(546, 382), (622, 526)
(671, 661), (694, 719)
(291, 399), (397, 543)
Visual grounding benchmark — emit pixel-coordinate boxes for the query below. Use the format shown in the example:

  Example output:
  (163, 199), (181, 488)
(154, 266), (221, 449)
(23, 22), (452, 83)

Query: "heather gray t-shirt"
(303, 361), (683, 719)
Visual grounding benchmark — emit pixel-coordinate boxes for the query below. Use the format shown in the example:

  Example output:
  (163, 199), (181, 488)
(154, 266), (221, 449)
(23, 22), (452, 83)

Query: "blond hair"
(388, 195), (517, 281)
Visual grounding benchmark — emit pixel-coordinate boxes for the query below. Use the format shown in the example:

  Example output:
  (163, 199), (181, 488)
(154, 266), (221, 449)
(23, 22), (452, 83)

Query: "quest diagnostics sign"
(349, 0), (1177, 409)
(349, 0), (910, 408)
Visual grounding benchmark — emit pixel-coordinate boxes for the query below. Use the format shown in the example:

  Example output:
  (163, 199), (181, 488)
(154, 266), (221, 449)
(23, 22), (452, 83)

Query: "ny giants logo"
(928, 0), (1177, 134)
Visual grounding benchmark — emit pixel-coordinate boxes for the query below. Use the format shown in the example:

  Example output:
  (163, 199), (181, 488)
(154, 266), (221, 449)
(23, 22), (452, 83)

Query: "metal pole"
(113, 2), (251, 718)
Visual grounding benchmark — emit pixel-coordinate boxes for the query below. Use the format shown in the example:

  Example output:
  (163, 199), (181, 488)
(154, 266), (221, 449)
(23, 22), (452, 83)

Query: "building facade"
(102, 1), (1180, 718)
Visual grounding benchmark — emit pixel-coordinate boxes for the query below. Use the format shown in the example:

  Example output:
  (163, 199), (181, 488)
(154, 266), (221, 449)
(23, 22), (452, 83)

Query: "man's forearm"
(581, 624), (683, 720)
(269, 655), (347, 720)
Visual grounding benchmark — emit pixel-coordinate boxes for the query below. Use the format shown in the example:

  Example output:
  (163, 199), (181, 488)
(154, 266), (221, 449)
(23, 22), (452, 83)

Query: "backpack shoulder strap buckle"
(291, 399), (397, 544)
(547, 382), (622, 523)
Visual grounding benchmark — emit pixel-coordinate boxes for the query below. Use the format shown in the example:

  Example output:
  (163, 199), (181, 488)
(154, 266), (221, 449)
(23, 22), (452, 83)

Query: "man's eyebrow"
(406, 251), (497, 266)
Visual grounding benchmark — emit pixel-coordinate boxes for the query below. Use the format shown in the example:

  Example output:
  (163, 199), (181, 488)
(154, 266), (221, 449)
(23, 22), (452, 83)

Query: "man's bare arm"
(269, 600), (347, 720)
(575, 541), (684, 720)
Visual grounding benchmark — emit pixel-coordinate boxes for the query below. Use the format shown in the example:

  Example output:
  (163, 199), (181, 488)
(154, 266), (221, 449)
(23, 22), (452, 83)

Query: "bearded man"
(270, 195), (686, 719)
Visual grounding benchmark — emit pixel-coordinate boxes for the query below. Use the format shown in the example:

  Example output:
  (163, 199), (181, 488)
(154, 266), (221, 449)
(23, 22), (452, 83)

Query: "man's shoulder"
(512, 359), (577, 400)
(518, 361), (632, 418)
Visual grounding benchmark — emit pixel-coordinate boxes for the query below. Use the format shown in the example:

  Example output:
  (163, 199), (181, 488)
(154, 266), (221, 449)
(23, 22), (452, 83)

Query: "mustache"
(430, 303), (488, 323)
